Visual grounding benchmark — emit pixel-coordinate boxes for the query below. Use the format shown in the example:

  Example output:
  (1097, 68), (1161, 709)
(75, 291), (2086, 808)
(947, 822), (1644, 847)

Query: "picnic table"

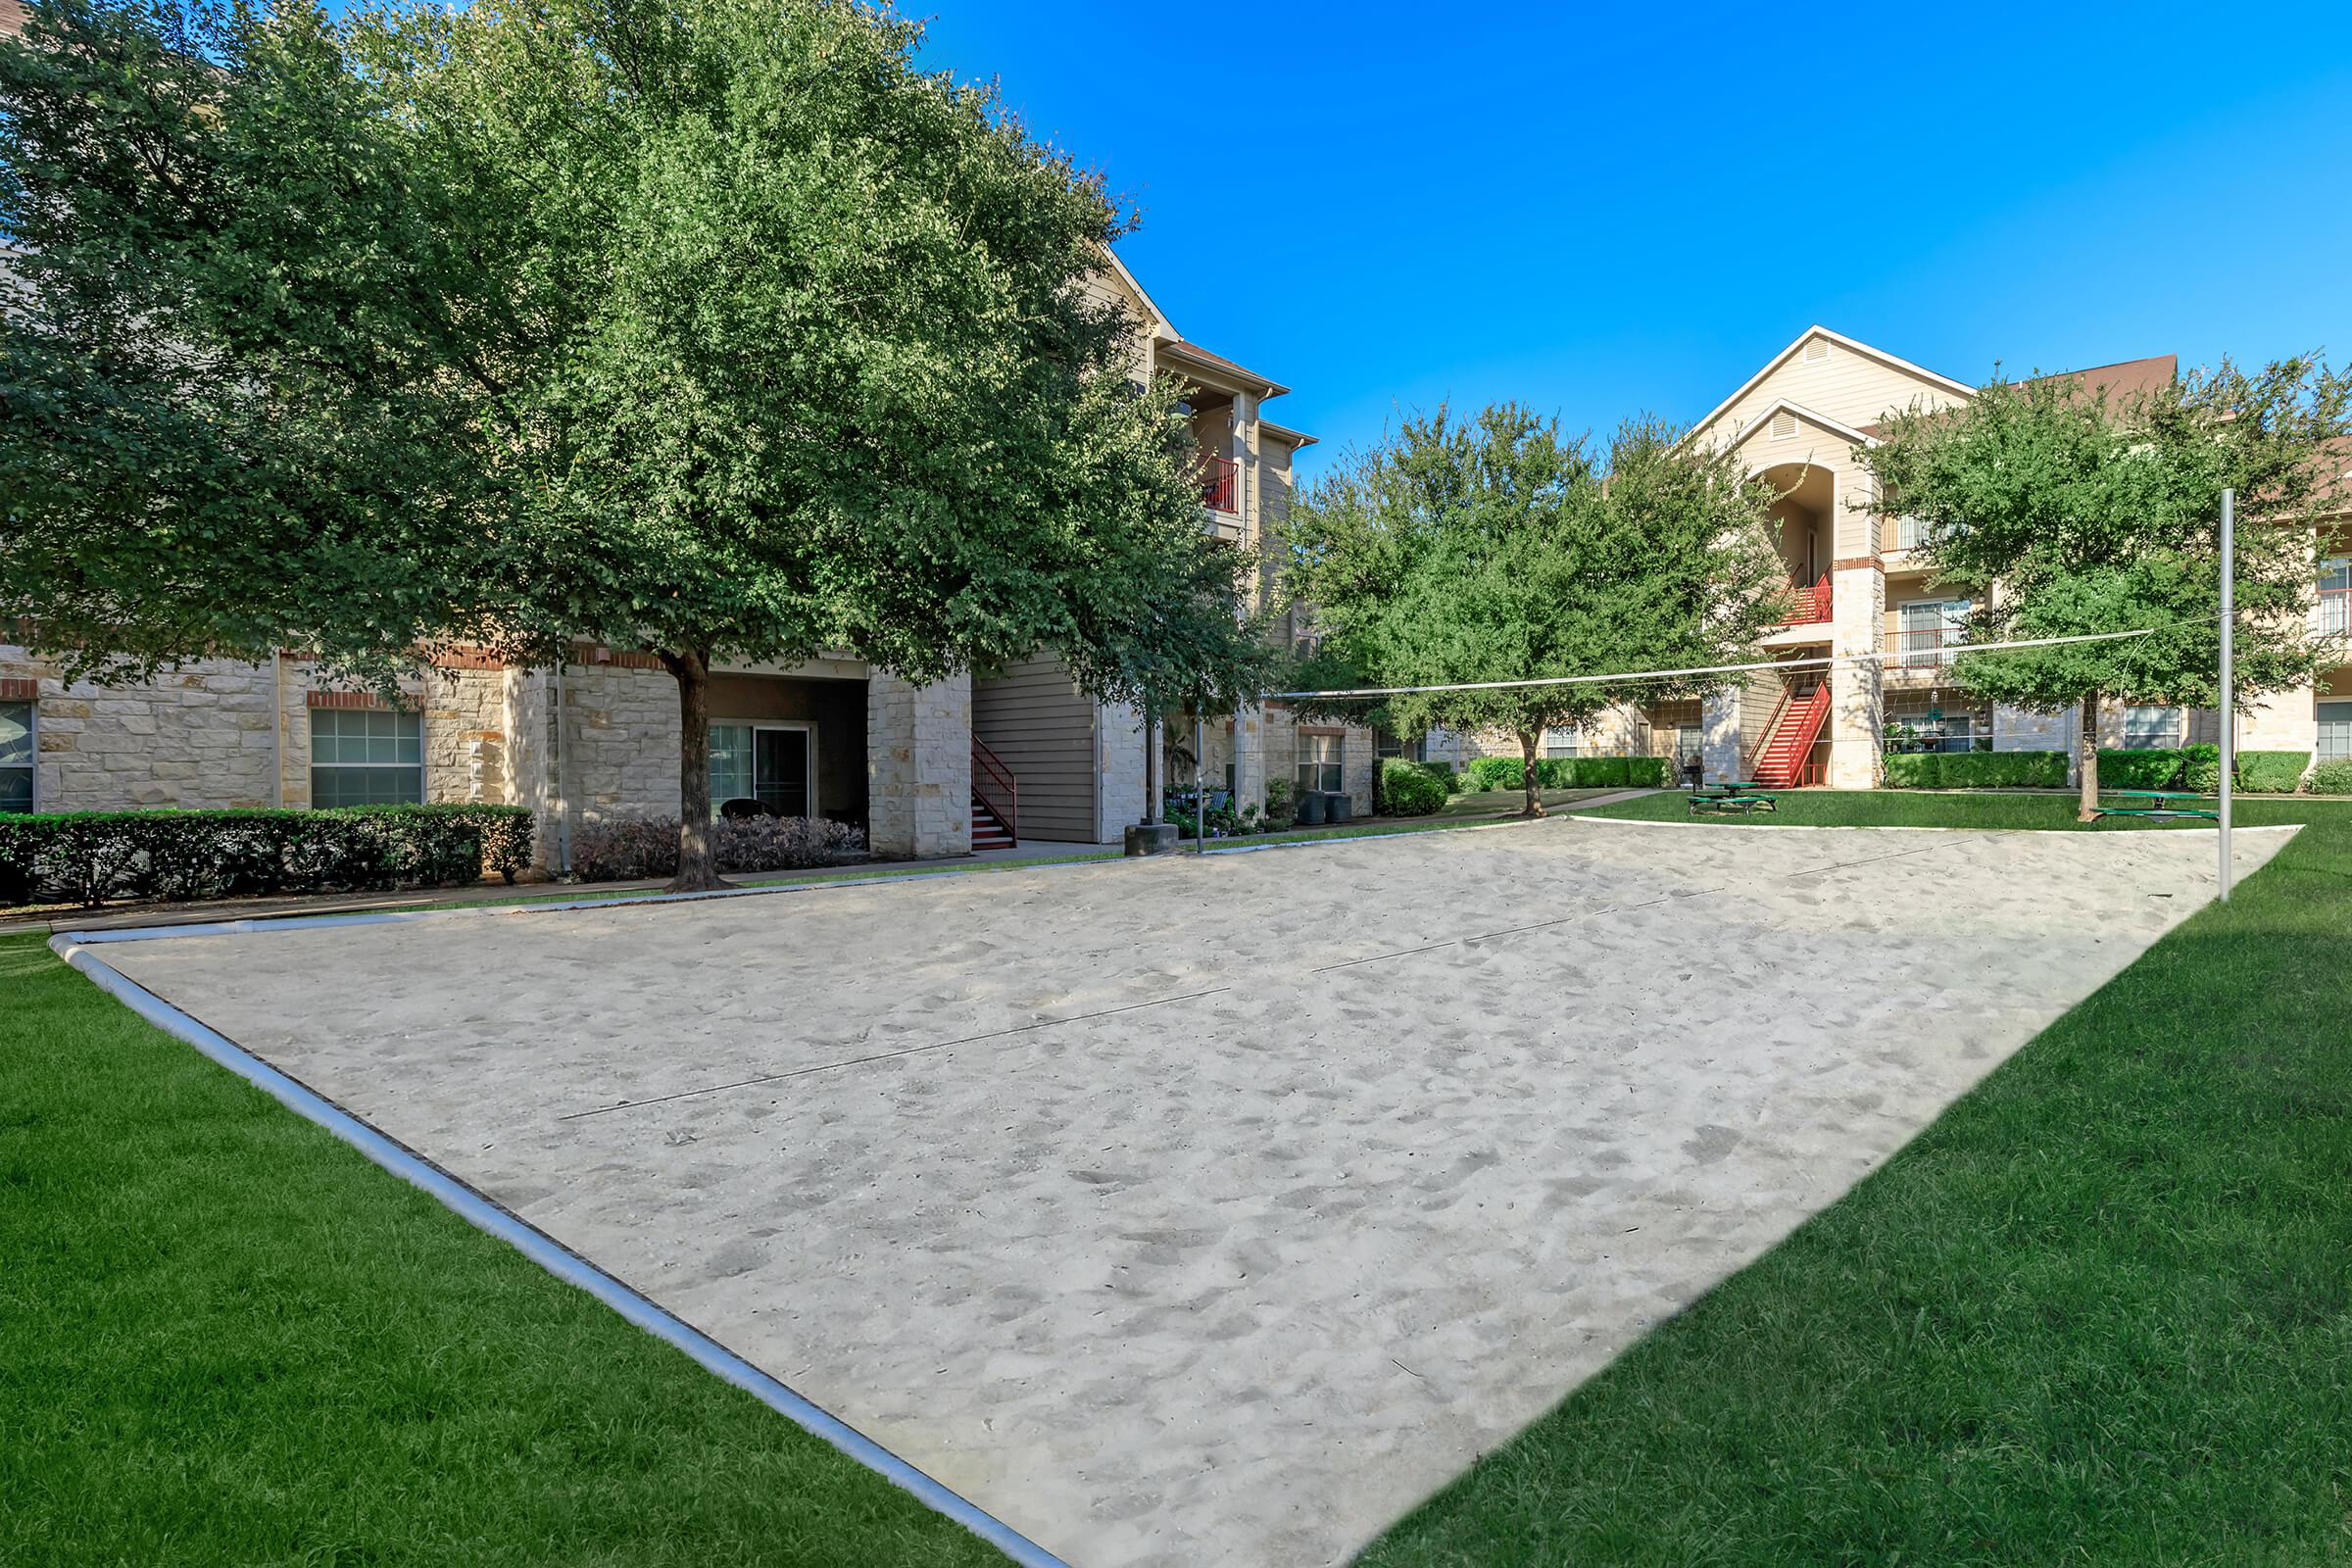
(2093, 788), (2219, 823)
(1687, 781), (1779, 816)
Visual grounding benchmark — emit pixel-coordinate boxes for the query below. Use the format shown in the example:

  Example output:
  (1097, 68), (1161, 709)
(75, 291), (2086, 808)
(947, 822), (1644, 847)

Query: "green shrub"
(2097, 748), (2184, 791)
(1264, 778), (1297, 828)
(2179, 743), (2222, 794)
(2309, 759), (2352, 796)
(2236, 750), (2310, 793)
(0, 804), (534, 909)
(1530, 758), (1572, 789)
(1378, 758), (1447, 816)
(1883, 753), (1942, 788)
(1415, 760), (1458, 794)
(1934, 750), (2067, 789)
(1464, 756), (1525, 793)
(1622, 757), (1671, 789)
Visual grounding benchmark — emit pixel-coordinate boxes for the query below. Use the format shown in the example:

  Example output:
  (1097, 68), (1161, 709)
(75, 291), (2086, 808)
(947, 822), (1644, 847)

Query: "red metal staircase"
(970, 735), (1017, 852)
(1752, 683), (1831, 788)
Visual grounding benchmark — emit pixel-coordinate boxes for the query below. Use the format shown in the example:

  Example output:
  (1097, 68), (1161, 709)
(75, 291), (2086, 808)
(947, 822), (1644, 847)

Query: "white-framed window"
(710, 721), (814, 817)
(1898, 599), (1970, 665)
(2319, 558), (2350, 636)
(1, 700), (32, 813)
(1543, 727), (1581, 759)
(1894, 514), (1932, 550)
(2319, 701), (2352, 761)
(1297, 733), (1343, 796)
(2120, 706), (2180, 750)
(1374, 728), (1424, 761)
(310, 708), (423, 808)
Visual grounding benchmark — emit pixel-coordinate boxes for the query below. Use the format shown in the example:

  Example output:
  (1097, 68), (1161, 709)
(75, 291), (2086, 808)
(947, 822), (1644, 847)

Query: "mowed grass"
(1364, 792), (2352, 1566)
(0, 935), (1009, 1568)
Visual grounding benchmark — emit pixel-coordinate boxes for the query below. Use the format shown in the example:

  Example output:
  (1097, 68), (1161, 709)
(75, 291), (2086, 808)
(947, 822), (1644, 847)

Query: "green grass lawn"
(1364, 791), (2352, 1566)
(0, 934), (1010, 1568)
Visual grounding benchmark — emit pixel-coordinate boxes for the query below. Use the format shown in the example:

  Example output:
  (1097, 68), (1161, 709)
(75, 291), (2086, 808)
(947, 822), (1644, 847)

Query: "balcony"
(1892, 626), (1965, 672)
(1880, 514), (1933, 554)
(1198, 456), (1239, 514)
(1772, 576), (1833, 626)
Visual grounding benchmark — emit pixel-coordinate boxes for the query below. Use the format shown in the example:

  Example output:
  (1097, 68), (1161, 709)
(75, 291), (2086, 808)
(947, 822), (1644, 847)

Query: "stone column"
(1231, 703), (1267, 813)
(1701, 689), (1741, 785)
(1829, 555), (1884, 790)
(866, 670), (971, 858)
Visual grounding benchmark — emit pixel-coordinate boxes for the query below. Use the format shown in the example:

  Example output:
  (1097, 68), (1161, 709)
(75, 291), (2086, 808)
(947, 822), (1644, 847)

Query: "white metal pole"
(1194, 710), (1206, 854)
(2219, 487), (2234, 903)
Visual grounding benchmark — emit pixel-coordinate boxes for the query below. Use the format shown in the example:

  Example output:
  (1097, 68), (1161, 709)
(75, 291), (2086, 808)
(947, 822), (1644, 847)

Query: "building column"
(1094, 699), (1148, 842)
(866, 670), (971, 858)
(1700, 689), (1741, 785)
(1829, 556), (1884, 789)
(1231, 704), (1267, 813)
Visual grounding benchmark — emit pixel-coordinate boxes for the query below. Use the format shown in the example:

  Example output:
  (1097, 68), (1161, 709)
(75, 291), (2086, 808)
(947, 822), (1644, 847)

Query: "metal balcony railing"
(1773, 576), (1832, 626)
(1198, 456), (1240, 514)
(1893, 626), (1966, 668)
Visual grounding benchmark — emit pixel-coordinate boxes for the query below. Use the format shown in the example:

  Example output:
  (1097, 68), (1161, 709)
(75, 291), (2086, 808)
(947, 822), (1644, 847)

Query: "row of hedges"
(1459, 755), (1674, 794)
(1883, 751), (2069, 790)
(0, 805), (533, 908)
(2095, 745), (2225, 792)
(568, 814), (865, 881)
(1377, 759), (1448, 816)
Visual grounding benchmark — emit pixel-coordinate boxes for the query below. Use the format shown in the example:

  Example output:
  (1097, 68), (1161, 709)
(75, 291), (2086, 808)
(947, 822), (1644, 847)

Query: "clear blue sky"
(916, 1), (2352, 481)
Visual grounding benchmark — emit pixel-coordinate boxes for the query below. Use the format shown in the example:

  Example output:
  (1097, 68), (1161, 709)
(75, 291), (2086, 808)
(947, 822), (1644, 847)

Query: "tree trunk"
(1520, 730), (1543, 817)
(663, 647), (730, 893)
(2077, 690), (2101, 822)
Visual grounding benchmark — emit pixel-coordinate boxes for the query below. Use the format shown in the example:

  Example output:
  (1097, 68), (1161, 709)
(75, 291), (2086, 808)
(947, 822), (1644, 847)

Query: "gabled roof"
(1259, 417), (1317, 450)
(2027, 353), (2179, 404)
(1690, 325), (1977, 440)
(1729, 397), (1878, 452)
(1099, 246), (1179, 344)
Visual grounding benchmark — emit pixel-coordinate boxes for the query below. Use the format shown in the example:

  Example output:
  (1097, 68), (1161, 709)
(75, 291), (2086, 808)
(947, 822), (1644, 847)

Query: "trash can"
(1323, 791), (1351, 824)
(1296, 791), (1328, 826)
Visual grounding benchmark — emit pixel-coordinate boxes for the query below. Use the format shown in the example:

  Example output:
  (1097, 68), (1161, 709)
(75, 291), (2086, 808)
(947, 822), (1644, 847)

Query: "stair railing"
(970, 734), (1018, 844)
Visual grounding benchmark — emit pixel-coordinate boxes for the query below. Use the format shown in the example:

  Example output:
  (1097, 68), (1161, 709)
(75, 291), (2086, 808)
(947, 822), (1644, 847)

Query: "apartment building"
(1431, 326), (2350, 788)
(0, 245), (1340, 863)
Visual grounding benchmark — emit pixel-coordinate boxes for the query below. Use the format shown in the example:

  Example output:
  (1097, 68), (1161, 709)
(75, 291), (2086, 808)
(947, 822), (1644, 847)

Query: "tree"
(3, 0), (1271, 889)
(1283, 404), (1787, 816)
(1859, 359), (2351, 818)
(0, 0), (531, 687)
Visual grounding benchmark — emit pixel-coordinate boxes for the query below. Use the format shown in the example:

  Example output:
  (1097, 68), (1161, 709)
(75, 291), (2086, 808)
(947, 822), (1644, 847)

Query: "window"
(1543, 727), (1581, 759)
(2319, 701), (2352, 762)
(310, 708), (422, 808)
(1296, 733), (1343, 796)
(0, 701), (31, 812)
(2320, 558), (2350, 636)
(1894, 514), (1932, 550)
(1374, 728), (1424, 761)
(1899, 599), (1969, 665)
(710, 722), (811, 817)
(1886, 701), (1991, 753)
(2121, 706), (2180, 750)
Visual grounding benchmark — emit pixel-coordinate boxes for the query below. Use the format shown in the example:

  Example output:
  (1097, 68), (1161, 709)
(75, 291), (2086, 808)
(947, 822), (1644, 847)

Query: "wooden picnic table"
(2094, 788), (2219, 822)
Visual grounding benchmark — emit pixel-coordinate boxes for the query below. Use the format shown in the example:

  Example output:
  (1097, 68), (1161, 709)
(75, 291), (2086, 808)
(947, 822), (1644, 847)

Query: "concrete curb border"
(47, 933), (1073, 1568)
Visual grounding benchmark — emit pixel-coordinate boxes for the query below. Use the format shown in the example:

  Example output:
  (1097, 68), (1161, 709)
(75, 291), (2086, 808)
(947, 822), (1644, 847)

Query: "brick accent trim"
(568, 641), (669, 670)
(1297, 724), (1347, 737)
(307, 690), (394, 710)
(1833, 556), (1880, 572)
(0, 677), (37, 701)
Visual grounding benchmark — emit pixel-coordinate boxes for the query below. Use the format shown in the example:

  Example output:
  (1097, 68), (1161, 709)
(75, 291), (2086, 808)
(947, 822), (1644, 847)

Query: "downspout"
(271, 652), (285, 808)
(553, 662), (571, 874)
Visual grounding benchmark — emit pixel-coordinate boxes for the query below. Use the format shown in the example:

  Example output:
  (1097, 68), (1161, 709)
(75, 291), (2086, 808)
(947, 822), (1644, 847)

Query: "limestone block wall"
(1829, 562), (1885, 789)
(868, 670), (970, 858)
(3, 646), (280, 811)
(422, 665), (510, 806)
(1093, 699), (1148, 841)
(503, 669), (561, 870)
(562, 659), (682, 824)
(1701, 690), (1742, 784)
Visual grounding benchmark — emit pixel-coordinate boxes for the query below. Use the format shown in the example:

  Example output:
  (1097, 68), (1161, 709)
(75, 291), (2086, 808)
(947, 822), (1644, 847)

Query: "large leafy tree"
(1860, 359), (2350, 818)
(1284, 404), (1786, 816)
(3, 0), (1269, 889)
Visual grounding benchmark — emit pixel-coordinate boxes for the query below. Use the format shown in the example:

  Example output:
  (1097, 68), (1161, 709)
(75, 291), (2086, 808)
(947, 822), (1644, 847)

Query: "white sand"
(96, 817), (2286, 1567)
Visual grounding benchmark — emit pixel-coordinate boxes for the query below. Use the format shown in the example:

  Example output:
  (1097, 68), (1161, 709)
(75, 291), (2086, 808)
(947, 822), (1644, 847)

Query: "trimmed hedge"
(1414, 760), (1459, 795)
(1464, 756), (1527, 793)
(2236, 751), (2311, 793)
(1378, 759), (1448, 817)
(2310, 759), (2352, 796)
(2180, 743), (2223, 794)
(1459, 754), (1671, 792)
(1623, 757), (1673, 789)
(1883, 751), (2068, 790)
(569, 814), (866, 881)
(2096, 748), (2185, 791)
(0, 805), (533, 908)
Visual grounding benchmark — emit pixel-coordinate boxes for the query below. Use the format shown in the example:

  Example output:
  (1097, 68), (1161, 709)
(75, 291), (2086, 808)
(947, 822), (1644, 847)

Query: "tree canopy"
(2, 0), (1271, 885)
(1282, 404), (1787, 814)
(1859, 358), (2351, 815)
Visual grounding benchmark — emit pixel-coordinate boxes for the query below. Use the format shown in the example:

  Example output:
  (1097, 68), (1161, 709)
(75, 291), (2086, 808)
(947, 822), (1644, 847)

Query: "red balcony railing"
(1198, 456), (1239, 514)
(1774, 575), (1832, 626)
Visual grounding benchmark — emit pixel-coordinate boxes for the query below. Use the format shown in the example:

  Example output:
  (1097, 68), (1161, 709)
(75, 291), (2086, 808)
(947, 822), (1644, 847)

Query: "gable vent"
(1770, 410), (1798, 439)
(1802, 338), (1832, 364)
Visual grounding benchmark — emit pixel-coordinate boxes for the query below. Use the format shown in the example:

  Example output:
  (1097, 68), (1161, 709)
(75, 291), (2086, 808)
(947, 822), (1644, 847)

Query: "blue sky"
(917, 1), (2352, 481)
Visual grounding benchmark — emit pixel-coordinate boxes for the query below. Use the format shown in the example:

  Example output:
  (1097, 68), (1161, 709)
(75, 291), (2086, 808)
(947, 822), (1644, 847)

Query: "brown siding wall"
(972, 655), (1099, 842)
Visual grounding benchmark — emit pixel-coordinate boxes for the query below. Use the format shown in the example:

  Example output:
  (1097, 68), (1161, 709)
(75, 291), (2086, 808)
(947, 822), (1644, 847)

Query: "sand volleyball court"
(90, 815), (2281, 1567)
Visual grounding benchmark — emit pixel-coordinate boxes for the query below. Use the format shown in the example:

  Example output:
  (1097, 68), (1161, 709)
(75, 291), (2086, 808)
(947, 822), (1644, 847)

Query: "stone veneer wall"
(1093, 699), (1149, 842)
(866, 670), (971, 858)
(2, 648), (282, 811)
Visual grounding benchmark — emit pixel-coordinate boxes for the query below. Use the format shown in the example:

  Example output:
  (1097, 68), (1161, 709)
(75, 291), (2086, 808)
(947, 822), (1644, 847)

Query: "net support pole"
(1194, 710), (1206, 855)
(2219, 487), (2235, 902)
